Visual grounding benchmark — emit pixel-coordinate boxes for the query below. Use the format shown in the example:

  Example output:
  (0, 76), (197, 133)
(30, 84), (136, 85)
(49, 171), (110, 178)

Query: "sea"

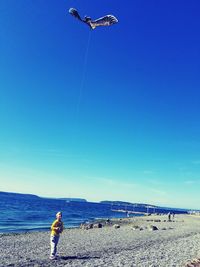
(0, 192), (187, 234)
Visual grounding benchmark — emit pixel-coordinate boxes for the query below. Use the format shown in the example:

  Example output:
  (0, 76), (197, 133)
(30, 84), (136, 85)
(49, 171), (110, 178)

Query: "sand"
(1, 214), (200, 267)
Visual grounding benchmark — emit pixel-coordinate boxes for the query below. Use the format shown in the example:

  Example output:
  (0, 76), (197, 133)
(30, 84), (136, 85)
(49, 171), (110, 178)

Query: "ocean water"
(0, 193), (187, 233)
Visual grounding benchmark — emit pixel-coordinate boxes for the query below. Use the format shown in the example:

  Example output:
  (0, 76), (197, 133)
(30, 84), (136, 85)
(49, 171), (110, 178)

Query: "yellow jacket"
(51, 219), (64, 236)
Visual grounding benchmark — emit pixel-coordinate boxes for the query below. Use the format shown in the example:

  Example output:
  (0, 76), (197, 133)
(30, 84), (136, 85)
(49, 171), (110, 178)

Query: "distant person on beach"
(50, 211), (64, 260)
(167, 212), (171, 221)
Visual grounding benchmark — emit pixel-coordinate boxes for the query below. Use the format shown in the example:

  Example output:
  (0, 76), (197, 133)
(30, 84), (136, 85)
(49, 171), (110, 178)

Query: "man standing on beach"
(50, 211), (64, 260)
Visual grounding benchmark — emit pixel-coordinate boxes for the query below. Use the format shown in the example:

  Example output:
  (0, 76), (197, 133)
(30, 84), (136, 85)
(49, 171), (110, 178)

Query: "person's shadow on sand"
(60, 255), (100, 260)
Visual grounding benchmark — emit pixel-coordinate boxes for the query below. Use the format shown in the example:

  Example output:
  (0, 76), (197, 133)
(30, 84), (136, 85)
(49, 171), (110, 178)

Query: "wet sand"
(1, 214), (200, 267)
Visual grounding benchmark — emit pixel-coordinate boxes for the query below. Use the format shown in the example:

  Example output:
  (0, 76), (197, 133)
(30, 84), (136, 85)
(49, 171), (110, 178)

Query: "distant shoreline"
(0, 191), (191, 211)
(0, 213), (145, 235)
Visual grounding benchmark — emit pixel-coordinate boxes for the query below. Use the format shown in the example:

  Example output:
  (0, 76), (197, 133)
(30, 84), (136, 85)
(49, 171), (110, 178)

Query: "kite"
(69, 8), (118, 30)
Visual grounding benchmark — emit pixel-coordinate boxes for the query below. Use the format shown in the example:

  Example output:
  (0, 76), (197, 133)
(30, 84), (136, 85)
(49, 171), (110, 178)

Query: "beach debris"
(113, 224), (120, 229)
(148, 225), (158, 231)
(153, 219), (161, 222)
(69, 8), (118, 30)
(80, 222), (103, 229)
(80, 223), (94, 230)
(93, 223), (103, 228)
(105, 219), (112, 225)
(132, 225), (147, 231)
(132, 225), (140, 230)
(185, 258), (200, 267)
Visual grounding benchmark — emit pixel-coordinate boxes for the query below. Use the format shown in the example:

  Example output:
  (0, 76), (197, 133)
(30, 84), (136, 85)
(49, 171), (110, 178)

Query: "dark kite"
(69, 8), (118, 30)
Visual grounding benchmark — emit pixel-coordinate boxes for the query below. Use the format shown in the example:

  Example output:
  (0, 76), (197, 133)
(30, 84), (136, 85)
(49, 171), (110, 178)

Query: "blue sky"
(1, 0), (200, 209)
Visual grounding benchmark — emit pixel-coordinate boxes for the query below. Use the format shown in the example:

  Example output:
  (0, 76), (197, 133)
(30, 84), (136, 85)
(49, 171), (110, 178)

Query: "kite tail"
(76, 30), (92, 115)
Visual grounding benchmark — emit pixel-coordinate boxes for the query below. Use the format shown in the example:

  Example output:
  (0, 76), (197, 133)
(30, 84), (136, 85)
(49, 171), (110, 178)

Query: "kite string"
(76, 30), (92, 114)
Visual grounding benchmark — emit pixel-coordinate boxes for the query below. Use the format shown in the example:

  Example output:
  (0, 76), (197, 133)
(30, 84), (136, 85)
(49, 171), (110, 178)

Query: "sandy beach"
(1, 214), (200, 267)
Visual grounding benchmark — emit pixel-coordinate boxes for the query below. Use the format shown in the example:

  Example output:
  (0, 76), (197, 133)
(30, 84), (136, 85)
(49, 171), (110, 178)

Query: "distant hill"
(0, 191), (40, 199)
(0, 192), (87, 202)
(100, 200), (157, 208)
(58, 198), (87, 202)
(100, 200), (188, 214)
